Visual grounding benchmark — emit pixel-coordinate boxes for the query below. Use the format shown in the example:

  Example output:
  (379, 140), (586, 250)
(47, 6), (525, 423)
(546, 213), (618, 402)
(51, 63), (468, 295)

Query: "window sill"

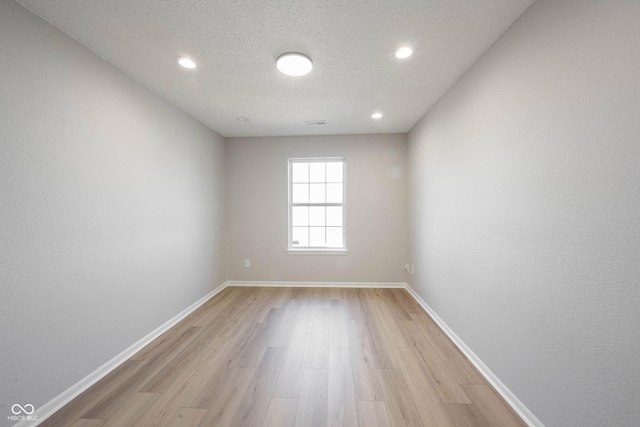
(287, 248), (348, 255)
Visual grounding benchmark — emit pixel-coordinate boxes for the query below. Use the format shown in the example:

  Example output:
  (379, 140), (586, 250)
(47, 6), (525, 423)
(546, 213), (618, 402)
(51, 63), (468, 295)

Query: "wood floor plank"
(79, 359), (158, 420)
(231, 346), (286, 426)
(245, 287), (281, 323)
(102, 392), (160, 427)
(206, 317), (242, 338)
(377, 368), (424, 427)
(330, 299), (349, 348)
(389, 289), (423, 316)
(136, 324), (206, 370)
(189, 287), (247, 326)
(70, 420), (107, 427)
(130, 320), (196, 362)
(189, 360), (252, 409)
(400, 320), (472, 404)
(328, 347), (358, 427)
(316, 287), (332, 308)
(194, 367), (256, 427)
(232, 307), (284, 368)
(306, 307), (330, 368)
(289, 286), (305, 301)
(393, 347), (457, 427)
(356, 401), (392, 427)
(265, 286), (294, 309)
(262, 398), (298, 427)
(209, 320), (262, 371)
(342, 287), (366, 320)
(191, 301), (229, 327)
(359, 291), (399, 368)
(441, 354), (485, 386)
(134, 323), (258, 427)
(272, 295), (315, 397)
(372, 298), (411, 348)
(272, 325), (309, 397)
(133, 335), (237, 427)
(462, 384), (527, 427)
(139, 326), (223, 393)
(39, 360), (148, 427)
(203, 286), (243, 308)
(346, 320), (385, 401)
(366, 318), (399, 368)
(294, 369), (329, 427)
(133, 382), (196, 427)
(369, 289), (413, 322)
(445, 403), (491, 427)
(167, 321), (260, 409)
(164, 408), (207, 427)
(226, 287), (269, 323)
(268, 298), (300, 347)
(192, 304), (234, 328)
(410, 311), (485, 385)
(331, 287), (344, 300)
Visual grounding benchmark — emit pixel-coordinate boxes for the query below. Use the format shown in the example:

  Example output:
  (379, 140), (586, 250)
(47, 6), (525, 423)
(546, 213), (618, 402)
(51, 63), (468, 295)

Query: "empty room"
(2, 0), (639, 426)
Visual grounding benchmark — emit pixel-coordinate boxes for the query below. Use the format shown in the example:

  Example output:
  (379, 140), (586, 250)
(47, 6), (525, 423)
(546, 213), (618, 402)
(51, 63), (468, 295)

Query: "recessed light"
(236, 116), (250, 122)
(394, 46), (413, 59)
(177, 57), (196, 69)
(276, 52), (313, 76)
(371, 112), (383, 119)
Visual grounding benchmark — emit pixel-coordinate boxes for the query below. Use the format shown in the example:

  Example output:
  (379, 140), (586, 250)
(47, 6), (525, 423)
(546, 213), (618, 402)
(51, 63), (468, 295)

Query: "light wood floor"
(41, 287), (526, 427)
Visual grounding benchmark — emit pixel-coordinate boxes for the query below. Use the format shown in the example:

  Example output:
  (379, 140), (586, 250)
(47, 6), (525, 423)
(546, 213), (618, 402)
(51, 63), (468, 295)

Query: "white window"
(288, 158), (346, 254)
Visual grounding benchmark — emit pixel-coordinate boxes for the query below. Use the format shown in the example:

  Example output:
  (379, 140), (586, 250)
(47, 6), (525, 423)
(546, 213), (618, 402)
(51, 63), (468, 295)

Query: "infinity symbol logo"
(11, 404), (35, 415)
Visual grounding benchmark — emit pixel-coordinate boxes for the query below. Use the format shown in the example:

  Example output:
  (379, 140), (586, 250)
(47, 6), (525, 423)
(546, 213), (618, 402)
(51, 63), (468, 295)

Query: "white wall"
(226, 134), (407, 283)
(407, 0), (640, 425)
(0, 2), (227, 423)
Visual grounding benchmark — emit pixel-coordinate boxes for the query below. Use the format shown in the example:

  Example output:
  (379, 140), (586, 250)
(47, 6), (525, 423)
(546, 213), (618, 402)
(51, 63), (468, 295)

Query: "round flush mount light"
(276, 52), (313, 76)
(371, 112), (383, 119)
(177, 57), (196, 69)
(394, 46), (414, 59)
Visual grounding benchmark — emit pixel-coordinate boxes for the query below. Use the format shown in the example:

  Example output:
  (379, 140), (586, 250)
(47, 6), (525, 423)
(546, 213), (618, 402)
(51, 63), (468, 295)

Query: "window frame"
(287, 157), (347, 255)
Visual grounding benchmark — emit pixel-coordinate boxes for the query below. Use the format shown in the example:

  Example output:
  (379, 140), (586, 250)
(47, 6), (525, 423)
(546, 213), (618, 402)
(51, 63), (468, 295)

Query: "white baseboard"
(21, 281), (229, 427)
(403, 285), (544, 427)
(226, 280), (406, 288)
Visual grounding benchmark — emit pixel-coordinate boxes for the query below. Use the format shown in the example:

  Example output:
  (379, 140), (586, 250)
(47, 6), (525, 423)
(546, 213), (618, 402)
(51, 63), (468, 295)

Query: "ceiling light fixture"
(394, 46), (414, 59)
(371, 112), (383, 119)
(276, 52), (313, 76)
(177, 57), (196, 69)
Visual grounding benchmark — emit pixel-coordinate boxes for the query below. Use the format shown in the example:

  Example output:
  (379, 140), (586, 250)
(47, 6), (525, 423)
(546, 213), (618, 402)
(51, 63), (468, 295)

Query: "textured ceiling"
(17, 0), (534, 137)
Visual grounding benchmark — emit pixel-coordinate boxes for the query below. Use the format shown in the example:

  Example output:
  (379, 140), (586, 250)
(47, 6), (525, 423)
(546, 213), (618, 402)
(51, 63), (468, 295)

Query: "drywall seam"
(403, 285), (544, 427)
(226, 280), (406, 288)
(18, 281), (230, 427)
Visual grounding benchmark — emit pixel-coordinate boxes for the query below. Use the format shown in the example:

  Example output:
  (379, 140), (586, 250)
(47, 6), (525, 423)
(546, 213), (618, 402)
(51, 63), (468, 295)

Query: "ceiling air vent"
(305, 120), (327, 126)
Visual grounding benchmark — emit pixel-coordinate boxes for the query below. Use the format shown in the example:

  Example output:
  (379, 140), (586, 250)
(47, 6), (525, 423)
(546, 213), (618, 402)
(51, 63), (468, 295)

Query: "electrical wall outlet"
(404, 264), (410, 272)
(244, 259), (251, 268)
